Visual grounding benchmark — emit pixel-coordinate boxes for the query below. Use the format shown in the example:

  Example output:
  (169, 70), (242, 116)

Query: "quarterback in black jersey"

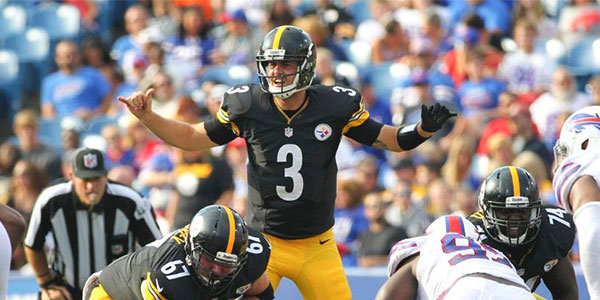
(118, 25), (455, 299)
(469, 167), (578, 300)
(83, 205), (273, 300)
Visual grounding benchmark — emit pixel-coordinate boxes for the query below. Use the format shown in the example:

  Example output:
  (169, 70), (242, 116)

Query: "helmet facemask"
(482, 196), (542, 247)
(185, 235), (247, 296)
(256, 26), (316, 100)
(257, 46), (315, 99)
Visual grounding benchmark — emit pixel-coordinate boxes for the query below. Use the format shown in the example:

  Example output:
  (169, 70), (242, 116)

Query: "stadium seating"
(0, 50), (18, 84)
(1, 28), (50, 63)
(560, 36), (600, 90)
(0, 50), (20, 118)
(29, 4), (80, 40)
(200, 65), (253, 86)
(37, 118), (63, 152)
(342, 40), (372, 70)
(0, 4), (27, 40)
(362, 62), (411, 101)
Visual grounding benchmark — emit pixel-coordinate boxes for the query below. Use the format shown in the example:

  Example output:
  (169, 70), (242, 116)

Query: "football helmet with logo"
(256, 25), (316, 99)
(554, 106), (600, 164)
(479, 166), (542, 246)
(184, 205), (249, 295)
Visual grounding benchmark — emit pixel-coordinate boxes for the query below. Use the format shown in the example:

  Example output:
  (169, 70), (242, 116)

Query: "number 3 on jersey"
(276, 144), (303, 201)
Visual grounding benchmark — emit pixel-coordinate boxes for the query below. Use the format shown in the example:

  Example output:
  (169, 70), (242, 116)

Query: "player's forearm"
(24, 247), (53, 284)
(140, 112), (216, 151)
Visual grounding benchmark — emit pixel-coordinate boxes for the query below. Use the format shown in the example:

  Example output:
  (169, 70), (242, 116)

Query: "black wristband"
(255, 283), (275, 300)
(396, 124), (429, 151)
(40, 277), (58, 289)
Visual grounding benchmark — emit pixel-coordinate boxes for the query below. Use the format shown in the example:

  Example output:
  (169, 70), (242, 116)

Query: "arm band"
(204, 118), (237, 145)
(345, 118), (385, 145)
(255, 283), (274, 300)
(396, 124), (429, 151)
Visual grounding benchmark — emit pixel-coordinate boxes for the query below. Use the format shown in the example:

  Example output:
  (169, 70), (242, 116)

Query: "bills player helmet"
(479, 166), (542, 246)
(256, 25), (316, 99)
(185, 205), (249, 295)
(425, 215), (480, 240)
(554, 106), (600, 164)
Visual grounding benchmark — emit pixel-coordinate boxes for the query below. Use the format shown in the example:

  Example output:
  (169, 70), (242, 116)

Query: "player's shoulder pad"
(308, 85), (363, 116)
(387, 236), (427, 278)
(220, 84), (261, 118)
(467, 211), (485, 224)
(551, 152), (600, 212)
(539, 205), (576, 257)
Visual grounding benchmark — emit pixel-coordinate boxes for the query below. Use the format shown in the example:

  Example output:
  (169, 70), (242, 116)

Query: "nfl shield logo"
(284, 127), (293, 138)
(83, 153), (98, 169)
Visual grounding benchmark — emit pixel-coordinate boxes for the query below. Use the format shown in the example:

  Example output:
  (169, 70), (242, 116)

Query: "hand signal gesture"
(117, 89), (155, 120)
(420, 103), (457, 133)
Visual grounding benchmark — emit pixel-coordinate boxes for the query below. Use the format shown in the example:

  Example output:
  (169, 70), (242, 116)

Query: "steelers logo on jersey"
(314, 123), (332, 141)
(543, 259), (558, 272)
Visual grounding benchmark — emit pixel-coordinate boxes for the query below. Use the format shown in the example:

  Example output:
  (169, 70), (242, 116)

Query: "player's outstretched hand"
(117, 89), (154, 120)
(420, 103), (457, 132)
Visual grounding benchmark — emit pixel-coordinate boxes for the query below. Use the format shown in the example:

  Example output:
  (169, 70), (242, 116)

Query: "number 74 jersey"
(388, 231), (529, 299)
(217, 84), (370, 239)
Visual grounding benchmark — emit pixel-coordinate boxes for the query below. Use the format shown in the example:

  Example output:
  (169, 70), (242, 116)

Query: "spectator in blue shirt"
(41, 40), (111, 121)
(448, 0), (511, 35)
(163, 6), (217, 93)
(456, 47), (506, 123)
(111, 5), (149, 84)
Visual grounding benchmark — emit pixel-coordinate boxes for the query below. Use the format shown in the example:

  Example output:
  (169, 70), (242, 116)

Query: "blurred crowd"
(1, 0), (598, 270)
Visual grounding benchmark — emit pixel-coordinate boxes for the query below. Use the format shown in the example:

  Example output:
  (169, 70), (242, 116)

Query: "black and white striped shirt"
(24, 180), (162, 292)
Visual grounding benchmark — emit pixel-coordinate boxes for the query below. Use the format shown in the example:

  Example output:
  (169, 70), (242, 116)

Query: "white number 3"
(226, 86), (250, 94)
(276, 144), (303, 201)
(332, 86), (356, 96)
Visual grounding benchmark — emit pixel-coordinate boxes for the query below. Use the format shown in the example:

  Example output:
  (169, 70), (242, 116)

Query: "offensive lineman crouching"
(82, 205), (274, 300)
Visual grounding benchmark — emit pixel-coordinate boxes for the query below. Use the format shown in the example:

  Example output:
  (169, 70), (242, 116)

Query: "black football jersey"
(98, 226), (271, 300)
(216, 84), (369, 239)
(469, 204), (576, 291)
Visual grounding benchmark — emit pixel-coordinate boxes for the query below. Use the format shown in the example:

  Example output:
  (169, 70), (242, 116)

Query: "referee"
(24, 148), (162, 300)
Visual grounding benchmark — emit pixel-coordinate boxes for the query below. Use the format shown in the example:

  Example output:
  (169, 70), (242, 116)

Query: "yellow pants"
(87, 284), (113, 300)
(265, 228), (351, 300)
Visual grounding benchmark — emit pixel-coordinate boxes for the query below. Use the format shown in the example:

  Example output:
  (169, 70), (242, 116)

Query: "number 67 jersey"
(98, 226), (271, 300)
(387, 216), (530, 299)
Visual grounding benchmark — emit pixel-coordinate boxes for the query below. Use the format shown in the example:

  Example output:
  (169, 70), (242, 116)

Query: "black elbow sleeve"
(396, 124), (429, 151)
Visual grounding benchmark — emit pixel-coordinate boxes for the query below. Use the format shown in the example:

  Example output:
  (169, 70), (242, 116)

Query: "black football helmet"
(184, 205), (249, 295)
(256, 25), (316, 99)
(478, 166), (542, 247)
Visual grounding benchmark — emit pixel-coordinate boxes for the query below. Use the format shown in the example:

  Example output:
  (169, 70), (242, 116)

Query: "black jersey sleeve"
(244, 228), (272, 281)
(338, 87), (370, 134)
(540, 205), (576, 258)
(345, 118), (384, 145)
(214, 84), (253, 136)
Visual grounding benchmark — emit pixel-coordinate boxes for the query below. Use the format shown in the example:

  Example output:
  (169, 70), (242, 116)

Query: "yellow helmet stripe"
(223, 206), (236, 254)
(508, 166), (521, 196)
(272, 26), (288, 49)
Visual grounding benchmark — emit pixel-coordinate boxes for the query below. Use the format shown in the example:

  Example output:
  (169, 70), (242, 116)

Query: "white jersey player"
(376, 215), (534, 300)
(553, 106), (600, 300)
(0, 204), (26, 300)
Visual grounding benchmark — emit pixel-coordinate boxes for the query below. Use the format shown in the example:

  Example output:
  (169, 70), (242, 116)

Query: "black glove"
(420, 103), (457, 132)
